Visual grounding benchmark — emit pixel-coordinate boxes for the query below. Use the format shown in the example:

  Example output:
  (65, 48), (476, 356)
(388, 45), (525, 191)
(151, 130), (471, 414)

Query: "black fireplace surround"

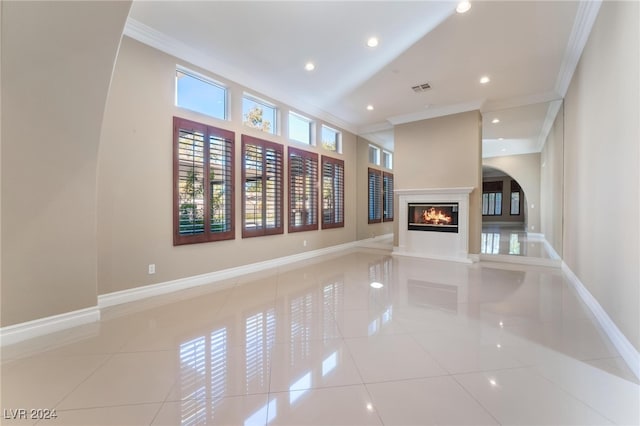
(408, 202), (459, 233)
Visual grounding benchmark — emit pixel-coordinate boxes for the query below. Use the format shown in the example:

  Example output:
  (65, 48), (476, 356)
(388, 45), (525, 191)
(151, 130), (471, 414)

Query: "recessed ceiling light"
(480, 76), (490, 84)
(367, 37), (379, 48)
(370, 282), (384, 289)
(366, 105), (374, 111)
(456, 1), (472, 14)
(304, 62), (315, 71)
(492, 118), (500, 124)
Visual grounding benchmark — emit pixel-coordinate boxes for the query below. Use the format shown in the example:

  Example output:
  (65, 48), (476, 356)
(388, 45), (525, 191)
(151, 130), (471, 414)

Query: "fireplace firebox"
(408, 203), (459, 233)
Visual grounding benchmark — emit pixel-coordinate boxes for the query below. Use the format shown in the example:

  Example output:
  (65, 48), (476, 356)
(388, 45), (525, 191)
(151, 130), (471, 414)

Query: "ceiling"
(126, 1), (598, 156)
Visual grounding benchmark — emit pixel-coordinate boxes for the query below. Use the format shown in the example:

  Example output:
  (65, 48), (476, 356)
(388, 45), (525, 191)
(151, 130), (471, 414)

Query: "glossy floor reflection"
(2, 249), (638, 425)
(481, 224), (554, 259)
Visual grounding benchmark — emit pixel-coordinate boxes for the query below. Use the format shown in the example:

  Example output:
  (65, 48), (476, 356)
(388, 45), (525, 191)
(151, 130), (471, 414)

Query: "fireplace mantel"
(393, 187), (474, 263)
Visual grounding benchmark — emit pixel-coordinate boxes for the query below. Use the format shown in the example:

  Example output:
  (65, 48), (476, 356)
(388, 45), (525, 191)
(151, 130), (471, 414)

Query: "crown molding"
(554, 0), (603, 97)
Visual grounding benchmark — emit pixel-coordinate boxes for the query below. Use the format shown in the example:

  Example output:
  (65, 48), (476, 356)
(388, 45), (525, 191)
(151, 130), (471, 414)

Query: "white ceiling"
(126, 1), (600, 156)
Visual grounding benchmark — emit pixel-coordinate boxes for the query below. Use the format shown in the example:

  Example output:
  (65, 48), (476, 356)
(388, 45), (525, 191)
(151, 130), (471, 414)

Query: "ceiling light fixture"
(304, 62), (315, 71)
(456, 1), (472, 14)
(480, 76), (490, 84)
(367, 37), (379, 48)
(366, 105), (374, 111)
(492, 118), (500, 124)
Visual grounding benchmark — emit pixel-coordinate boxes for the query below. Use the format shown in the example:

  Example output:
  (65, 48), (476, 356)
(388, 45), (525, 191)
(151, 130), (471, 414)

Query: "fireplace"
(394, 187), (473, 263)
(408, 203), (459, 233)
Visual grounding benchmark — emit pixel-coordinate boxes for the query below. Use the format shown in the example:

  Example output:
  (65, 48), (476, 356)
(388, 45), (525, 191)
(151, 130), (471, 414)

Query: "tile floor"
(1, 248), (639, 425)
(481, 224), (553, 259)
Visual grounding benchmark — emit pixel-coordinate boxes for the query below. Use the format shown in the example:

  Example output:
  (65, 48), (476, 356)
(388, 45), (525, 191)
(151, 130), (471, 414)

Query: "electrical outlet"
(148, 264), (156, 274)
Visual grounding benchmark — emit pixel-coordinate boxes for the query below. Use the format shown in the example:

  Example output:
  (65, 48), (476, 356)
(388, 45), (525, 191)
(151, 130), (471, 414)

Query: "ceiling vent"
(411, 83), (431, 92)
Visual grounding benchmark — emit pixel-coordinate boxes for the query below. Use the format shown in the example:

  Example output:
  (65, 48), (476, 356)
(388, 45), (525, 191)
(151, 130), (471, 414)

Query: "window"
(321, 156), (344, 229)
(176, 68), (227, 120)
(368, 145), (380, 165)
(243, 95), (277, 134)
(288, 147), (318, 232)
(482, 181), (503, 216)
(368, 168), (394, 224)
(321, 125), (341, 153)
(382, 150), (393, 169)
(510, 180), (521, 215)
(173, 117), (234, 245)
(289, 112), (313, 145)
(383, 172), (394, 221)
(242, 135), (284, 237)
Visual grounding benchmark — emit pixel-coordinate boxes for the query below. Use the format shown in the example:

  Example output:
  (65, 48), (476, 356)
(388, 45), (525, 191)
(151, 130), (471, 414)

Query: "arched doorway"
(481, 166), (528, 255)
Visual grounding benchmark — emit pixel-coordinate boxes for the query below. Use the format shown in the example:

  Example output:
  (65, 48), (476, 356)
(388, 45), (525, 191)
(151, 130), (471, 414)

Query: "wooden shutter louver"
(242, 135), (284, 238)
(383, 172), (394, 222)
(289, 147), (319, 232)
(368, 168), (382, 223)
(321, 156), (344, 229)
(174, 117), (235, 245)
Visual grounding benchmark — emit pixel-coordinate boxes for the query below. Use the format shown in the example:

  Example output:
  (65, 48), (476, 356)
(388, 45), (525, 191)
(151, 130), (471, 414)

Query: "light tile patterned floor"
(1, 248), (638, 425)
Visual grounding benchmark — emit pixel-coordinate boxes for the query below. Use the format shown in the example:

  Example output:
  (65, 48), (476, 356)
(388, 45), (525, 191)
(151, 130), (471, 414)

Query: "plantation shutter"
(242, 135), (284, 238)
(321, 156), (344, 229)
(174, 117), (235, 245)
(368, 168), (382, 223)
(289, 147), (319, 232)
(383, 172), (394, 222)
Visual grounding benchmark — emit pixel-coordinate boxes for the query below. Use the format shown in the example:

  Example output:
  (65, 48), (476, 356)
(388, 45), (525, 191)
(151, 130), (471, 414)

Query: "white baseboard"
(98, 239), (361, 309)
(562, 262), (640, 380)
(0, 306), (100, 346)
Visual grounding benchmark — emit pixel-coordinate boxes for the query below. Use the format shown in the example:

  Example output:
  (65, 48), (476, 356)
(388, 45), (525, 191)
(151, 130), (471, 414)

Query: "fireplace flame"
(422, 207), (452, 225)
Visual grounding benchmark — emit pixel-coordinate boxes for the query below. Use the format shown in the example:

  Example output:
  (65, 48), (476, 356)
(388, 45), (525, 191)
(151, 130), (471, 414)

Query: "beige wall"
(97, 37), (358, 295)
(540, 103), (564, 255)
(483, 153), (541, 234)
(356, 137), (394, 240)
(563, 1), (639, 350)
(394, 111), (482, 253)
(0, 1), (131, 327)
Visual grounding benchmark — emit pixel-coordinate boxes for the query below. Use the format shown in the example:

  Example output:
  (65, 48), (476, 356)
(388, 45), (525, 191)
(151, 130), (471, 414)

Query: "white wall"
(563, 0), (639, 351)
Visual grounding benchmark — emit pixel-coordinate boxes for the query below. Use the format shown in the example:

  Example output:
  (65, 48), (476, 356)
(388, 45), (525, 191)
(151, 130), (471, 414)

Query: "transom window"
(173, 117), (234, 245)
(289, 111), (313, 145)
(321, 156), (344, 229)
(242, 135), (284, 237)
(368, 144), (380, 165)
(382, 150), (393, 169)
(321, 125), (341, 153)
(288, 147), (318, 232)
(243, 95), (277, 134)
(176, 68), (227, 120)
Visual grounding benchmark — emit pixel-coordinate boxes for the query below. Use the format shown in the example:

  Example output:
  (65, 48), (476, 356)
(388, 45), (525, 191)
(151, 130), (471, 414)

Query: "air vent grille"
(411, 83), (431, 92)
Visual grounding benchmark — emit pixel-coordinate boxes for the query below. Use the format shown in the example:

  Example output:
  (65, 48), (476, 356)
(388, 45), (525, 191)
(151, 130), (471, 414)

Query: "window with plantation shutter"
(383, 172), (394, 222)
(242, 135), (284, 238)
(368, 168), (382, 223)
(174, 117), (234, 246)
(288, 147), (318, 232)
(321, 156), (344, 229)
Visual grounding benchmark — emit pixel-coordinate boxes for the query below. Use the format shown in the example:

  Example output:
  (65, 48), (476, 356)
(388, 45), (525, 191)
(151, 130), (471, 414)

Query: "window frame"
(173, 117), (235, 246)
(242, 94), (277, 135)
(288, 147), (319, 233)
(321, 156), (345, 229)
(510, 180), (521, 215)
(368, 144), (380, 165)
(288, 111), (314, 145)
(321, 124), (341, 153)
(175, 67), (228, 120)
(241, 135), (284, 238)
